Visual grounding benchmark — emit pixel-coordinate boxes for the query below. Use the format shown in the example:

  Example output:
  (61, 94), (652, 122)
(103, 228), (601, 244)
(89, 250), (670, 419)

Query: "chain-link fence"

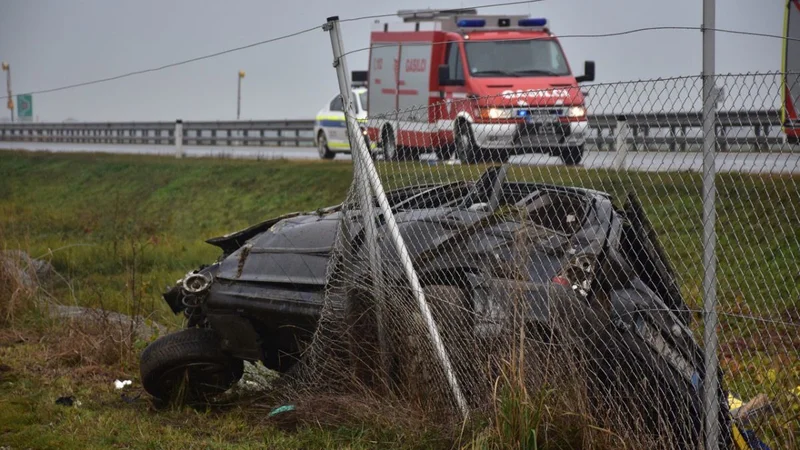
(284, 23), (799, 449)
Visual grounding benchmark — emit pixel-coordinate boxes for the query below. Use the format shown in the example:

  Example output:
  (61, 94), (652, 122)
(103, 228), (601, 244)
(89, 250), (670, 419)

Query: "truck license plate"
(525, 117), (554, 134)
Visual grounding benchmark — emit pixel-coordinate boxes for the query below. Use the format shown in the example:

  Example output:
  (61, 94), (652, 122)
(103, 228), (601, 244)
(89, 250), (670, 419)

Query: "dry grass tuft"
(0, 249), (40, 325)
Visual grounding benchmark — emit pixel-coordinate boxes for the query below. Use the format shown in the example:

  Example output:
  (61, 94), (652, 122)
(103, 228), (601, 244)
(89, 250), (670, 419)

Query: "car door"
(324, 95), (349, 150)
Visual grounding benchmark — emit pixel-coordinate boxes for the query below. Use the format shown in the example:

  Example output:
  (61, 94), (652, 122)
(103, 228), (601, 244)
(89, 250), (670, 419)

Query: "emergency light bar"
(519, 18), (547, 27)
(456, 19), (486, 28)
(455, 16), (549, 30)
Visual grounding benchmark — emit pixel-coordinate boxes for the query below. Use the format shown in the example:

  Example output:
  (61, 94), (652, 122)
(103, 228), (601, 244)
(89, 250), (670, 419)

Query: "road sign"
(17, 94), (32, 122)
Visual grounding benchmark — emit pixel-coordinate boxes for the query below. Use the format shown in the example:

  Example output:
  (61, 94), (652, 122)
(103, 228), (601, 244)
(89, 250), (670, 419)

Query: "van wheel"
(455, 122), (480, 164)
(140, 328), (244, 403)
(317, 133), (335, 160)
(560, 146), (584, 166)
(382, 129), (399, 161)
(382, 129), (417, 161)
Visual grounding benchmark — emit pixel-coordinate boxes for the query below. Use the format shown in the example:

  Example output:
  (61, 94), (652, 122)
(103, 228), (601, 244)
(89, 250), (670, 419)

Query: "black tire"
(382, 128), (399, 161)
(454, 122), (480, 164)
(140, 328), (244, 403)
(382, 128), (418, 161)
(560, 145), (584, 166)
(317, 132), (335, 160)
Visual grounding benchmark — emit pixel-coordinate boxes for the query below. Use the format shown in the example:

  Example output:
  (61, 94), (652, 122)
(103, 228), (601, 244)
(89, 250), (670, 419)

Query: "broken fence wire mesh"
(287, 73), (798, 449)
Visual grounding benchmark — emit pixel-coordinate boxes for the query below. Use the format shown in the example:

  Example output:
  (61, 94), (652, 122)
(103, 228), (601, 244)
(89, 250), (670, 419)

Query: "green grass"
(0, 151), (798, 448)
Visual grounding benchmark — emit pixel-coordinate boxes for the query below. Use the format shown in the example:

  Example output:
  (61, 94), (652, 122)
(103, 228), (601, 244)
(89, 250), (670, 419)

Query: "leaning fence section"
(287, 59), (800, 450)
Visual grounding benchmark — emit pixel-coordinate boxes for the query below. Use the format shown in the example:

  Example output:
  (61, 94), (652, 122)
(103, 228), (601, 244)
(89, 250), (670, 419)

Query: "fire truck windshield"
(464, 39), (570, 78)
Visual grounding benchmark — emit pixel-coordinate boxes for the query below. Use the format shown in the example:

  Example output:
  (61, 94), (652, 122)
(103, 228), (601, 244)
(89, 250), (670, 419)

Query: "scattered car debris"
(268, 404), (296, 417)
(114, 379), (132, 390)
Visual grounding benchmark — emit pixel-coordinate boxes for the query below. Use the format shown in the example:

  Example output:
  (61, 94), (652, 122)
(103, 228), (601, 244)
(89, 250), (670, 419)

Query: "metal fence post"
(325, 15), (386, 385)
(175, 120), (184, 158)
(324, 16), (468, 419)
(612, 115), (630, 170)
(702, 0), (720, 449)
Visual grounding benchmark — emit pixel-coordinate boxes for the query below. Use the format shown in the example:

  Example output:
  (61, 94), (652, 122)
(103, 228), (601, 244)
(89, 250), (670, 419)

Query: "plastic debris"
(268, 404), (296, 417)
(114, 379), (132, 389)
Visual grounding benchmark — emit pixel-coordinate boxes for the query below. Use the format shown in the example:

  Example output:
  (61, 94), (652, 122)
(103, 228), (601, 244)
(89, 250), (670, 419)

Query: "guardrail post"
(295, 128), (300, 146)
(277, 127), (282, 147)
(175, 120), (184, 158)
(680, 126), (687, 152)
(754, 124), (762, 152)
(612, 115), (630, 170)
(669, 126), (676, 152)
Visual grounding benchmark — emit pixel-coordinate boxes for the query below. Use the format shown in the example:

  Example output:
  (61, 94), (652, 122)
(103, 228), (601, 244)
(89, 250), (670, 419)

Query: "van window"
(446, 42), (465, 82)
(329, 95), (344, 112)
(464, 39), (570, 77)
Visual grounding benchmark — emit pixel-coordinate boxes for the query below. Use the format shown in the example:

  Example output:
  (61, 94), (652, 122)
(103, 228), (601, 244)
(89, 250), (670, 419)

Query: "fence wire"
(285, 73), (799, 449)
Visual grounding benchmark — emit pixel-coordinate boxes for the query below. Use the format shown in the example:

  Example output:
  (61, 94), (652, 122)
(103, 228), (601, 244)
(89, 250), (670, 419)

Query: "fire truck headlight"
(567, 106), (586, 119)
(486, 108), (513, 119)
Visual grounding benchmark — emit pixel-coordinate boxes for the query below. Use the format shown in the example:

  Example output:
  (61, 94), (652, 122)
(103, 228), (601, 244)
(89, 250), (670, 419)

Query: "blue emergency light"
(518, 18), (547, 27)
(457, 19), (486, 27)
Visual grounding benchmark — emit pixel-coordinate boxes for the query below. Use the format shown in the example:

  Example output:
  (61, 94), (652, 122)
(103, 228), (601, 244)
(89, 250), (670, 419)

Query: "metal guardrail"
(587, 110), (785, 151)
(0, 110), (788, 151)
(0, 120), (317, 147)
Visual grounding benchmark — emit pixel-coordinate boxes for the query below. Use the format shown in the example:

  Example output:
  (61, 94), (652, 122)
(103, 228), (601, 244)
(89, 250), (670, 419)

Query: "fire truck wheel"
(560, 146), (584, 166)
(454, 122), (480, 164)
(382, 128), (399, 161)
(317, 132), (335, 160)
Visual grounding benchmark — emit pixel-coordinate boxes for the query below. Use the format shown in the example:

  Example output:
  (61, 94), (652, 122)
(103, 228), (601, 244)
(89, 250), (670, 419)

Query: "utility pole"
(237, 70), (245, 120)
(2, 62), (12, 123)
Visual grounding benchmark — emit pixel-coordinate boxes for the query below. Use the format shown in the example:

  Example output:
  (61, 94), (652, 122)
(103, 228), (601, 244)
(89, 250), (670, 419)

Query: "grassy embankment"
(0, 151), (797, 448)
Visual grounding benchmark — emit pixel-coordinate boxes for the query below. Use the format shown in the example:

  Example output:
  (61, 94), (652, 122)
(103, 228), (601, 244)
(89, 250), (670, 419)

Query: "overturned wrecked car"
(140, 165), (734, 448)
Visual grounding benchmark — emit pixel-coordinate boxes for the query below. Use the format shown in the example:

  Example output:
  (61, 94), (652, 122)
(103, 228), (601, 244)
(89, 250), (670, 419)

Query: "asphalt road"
(2, 142), (798, 174)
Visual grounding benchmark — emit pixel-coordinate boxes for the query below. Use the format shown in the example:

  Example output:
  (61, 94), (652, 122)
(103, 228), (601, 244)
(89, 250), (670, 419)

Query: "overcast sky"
(0, 0), (783, 122)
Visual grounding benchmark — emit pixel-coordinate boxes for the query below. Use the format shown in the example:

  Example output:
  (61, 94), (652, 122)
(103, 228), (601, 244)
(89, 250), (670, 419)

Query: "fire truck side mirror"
(576, 61), (595, 83)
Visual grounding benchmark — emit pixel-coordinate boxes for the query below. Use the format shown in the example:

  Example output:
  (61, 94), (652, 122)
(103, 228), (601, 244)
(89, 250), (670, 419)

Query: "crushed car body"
(140, 165), (736, 448)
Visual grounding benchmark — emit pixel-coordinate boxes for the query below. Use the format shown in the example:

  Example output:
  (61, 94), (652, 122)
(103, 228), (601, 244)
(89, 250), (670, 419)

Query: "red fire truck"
(782, 0), (800, 143)
(365, 8), (595, 165)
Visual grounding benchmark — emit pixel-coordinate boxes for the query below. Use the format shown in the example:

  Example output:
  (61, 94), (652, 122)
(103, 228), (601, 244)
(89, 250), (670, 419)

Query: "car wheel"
(560, 145), (584, 166)
(140, 328), (244, 403)
(454, 122), (480, 164)
(317, 132), (335, 160)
